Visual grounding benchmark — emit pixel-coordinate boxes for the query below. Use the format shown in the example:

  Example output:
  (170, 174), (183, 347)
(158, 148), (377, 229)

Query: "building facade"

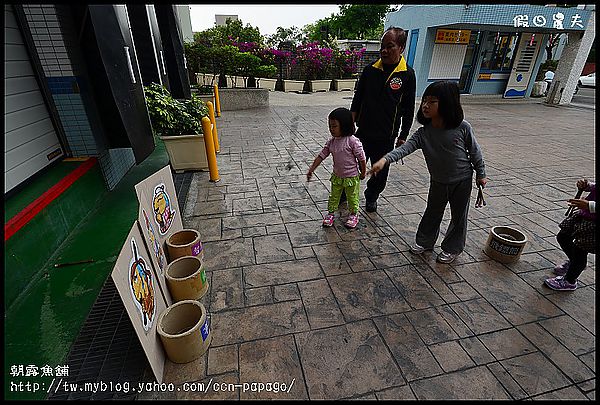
(4, 4), (190, 195)
(175, 5), (194, 43)
(385, 4), (593, 97)
(215, 14), (238, 27)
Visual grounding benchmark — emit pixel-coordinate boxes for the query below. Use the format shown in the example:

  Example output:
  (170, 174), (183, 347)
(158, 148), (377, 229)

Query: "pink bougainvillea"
(337, 48), (365, 78)
(231, 40), (261, 54)
(294, 41), (335, 80)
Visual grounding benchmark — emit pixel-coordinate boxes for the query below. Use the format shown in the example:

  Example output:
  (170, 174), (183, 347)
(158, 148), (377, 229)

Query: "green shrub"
(234, 52), (262, 86)
(255, 65), (277, 78)
(144, 83), (208, 137)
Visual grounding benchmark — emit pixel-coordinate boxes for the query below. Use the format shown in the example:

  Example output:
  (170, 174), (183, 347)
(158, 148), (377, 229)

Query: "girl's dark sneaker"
(544, 276), (577, 291)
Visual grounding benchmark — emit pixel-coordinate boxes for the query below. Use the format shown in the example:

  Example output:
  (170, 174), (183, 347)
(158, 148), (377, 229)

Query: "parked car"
(578, 72), (595, 87)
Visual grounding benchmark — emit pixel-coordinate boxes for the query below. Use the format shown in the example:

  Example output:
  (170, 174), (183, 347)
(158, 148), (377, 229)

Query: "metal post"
(206, 101), (220, 153)
(201, 117), (220, 182)
(213, 84), (221, 117)
(547, 80), (561, 104)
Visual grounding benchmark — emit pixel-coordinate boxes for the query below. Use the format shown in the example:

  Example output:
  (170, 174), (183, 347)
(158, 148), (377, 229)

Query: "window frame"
(479, 32), (519, 74)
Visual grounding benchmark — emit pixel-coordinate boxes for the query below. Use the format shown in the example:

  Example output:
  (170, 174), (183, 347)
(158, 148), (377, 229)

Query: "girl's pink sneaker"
(345, 213), (359, 229)
(322, 213), (335, 227)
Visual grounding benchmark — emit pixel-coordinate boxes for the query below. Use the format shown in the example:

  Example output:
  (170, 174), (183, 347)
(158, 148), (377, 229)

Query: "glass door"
(458, 31), (479, 93)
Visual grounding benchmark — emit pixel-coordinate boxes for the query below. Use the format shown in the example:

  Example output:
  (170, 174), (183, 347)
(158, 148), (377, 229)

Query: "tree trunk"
(218, 73), (227, 88)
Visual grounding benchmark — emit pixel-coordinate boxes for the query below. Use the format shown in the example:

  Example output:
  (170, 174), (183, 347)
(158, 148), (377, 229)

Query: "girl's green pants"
(328, 173), (360, 213)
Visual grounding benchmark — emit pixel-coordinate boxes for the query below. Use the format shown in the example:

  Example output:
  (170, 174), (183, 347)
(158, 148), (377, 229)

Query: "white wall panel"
(428, 43), (467, 80)
(5, 118), (55, 151)
(4, 60), (35, 78)
(4, 90), (45, 114)
(5, 131), (61, 170)
(5, 144), (63, 190)
(4, 4), (62, 193)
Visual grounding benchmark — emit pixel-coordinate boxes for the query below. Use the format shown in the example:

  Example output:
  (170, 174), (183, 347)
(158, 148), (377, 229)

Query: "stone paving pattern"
(139, 92), (595, 400)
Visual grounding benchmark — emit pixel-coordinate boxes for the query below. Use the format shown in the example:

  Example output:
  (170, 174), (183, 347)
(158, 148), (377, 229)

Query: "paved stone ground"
(140, 91), (595, 400)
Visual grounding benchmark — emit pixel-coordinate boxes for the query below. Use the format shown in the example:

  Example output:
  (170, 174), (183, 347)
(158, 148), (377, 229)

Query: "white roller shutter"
(428, 43), (468, 81)
(4, 4), (63, 193)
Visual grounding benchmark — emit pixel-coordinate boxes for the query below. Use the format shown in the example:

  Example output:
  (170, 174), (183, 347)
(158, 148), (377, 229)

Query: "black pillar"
(71, 5), (154, 163)
(126, 5), (160, 86)
(154, 5), (190, 99)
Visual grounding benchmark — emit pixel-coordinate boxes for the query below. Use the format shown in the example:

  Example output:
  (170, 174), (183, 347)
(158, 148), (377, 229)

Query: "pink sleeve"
(352, 136), (366, 161)
(318, 138), (332, 160)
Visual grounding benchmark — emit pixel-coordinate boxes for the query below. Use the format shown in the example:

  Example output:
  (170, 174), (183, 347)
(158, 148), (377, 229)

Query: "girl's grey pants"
(416, 177), (472, 254)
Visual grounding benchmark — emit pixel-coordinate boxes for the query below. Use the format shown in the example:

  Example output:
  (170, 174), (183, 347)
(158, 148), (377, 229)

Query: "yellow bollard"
(205, 101), (220, 153)
(201, 116), (220, 182)
(213, 84), (221, 117)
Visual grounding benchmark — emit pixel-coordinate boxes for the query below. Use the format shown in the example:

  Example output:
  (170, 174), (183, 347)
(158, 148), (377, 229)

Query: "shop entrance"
(458, 31), (480, 93)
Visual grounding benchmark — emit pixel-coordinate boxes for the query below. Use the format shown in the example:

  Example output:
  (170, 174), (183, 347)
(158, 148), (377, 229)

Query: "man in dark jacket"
(350, 27), (416, 212)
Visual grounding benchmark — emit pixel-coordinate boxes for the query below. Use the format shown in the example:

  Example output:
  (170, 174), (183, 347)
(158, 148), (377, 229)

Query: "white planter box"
(282, 80), (306, 93)
(333, 78), (356, 91)
(226, 75), (247, 88)
(531, 81), (548, 97)
(160, 134), (209, 172)
(257, 78), (277, 91)
(196, 73), (217, 86)
(308, 80), (331, 92)
(236, 76), (247, 87)
(205, 74), (218, 86)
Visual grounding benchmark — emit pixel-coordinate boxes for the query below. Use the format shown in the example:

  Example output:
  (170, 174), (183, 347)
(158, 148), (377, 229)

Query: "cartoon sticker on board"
(153, 183), (176, 235)
(142, 208), (166, 274)
(129, 238), (156, 332)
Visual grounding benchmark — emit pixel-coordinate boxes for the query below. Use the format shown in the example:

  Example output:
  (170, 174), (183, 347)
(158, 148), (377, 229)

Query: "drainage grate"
(173, 169), (193, 213)
(47, 169), (190, 400)
(47, 277), (151, 400)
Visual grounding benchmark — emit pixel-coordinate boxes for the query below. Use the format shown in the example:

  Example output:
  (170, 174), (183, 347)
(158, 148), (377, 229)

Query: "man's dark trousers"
(362, 137), (396, 203)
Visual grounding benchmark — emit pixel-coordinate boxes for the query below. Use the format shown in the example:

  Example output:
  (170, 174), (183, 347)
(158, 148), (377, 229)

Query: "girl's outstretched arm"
(306, 156), (324, 181)
(368, 157), (388, 176)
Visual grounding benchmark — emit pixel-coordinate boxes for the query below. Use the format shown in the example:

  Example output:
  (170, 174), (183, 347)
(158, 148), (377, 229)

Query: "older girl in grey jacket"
(369, 81), (487, 263)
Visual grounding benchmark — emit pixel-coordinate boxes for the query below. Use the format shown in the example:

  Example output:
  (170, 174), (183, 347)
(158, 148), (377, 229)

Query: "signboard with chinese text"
(435, 29), (471, 44)
(513, 11), (587, 29)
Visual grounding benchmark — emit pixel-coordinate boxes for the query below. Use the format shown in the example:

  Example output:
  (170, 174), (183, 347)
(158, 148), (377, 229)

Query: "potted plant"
(144, 83), (211, 172)
(333, 48), (364, 91)
(234, 52), (262, 88)
(264, 48), (302, 92)
(211, 45), (238, 88)
(186, 42), (219, 87)
(255, 64), (277, 91)
(295, 41), (334, 92)
(191, 84), (215, 104)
